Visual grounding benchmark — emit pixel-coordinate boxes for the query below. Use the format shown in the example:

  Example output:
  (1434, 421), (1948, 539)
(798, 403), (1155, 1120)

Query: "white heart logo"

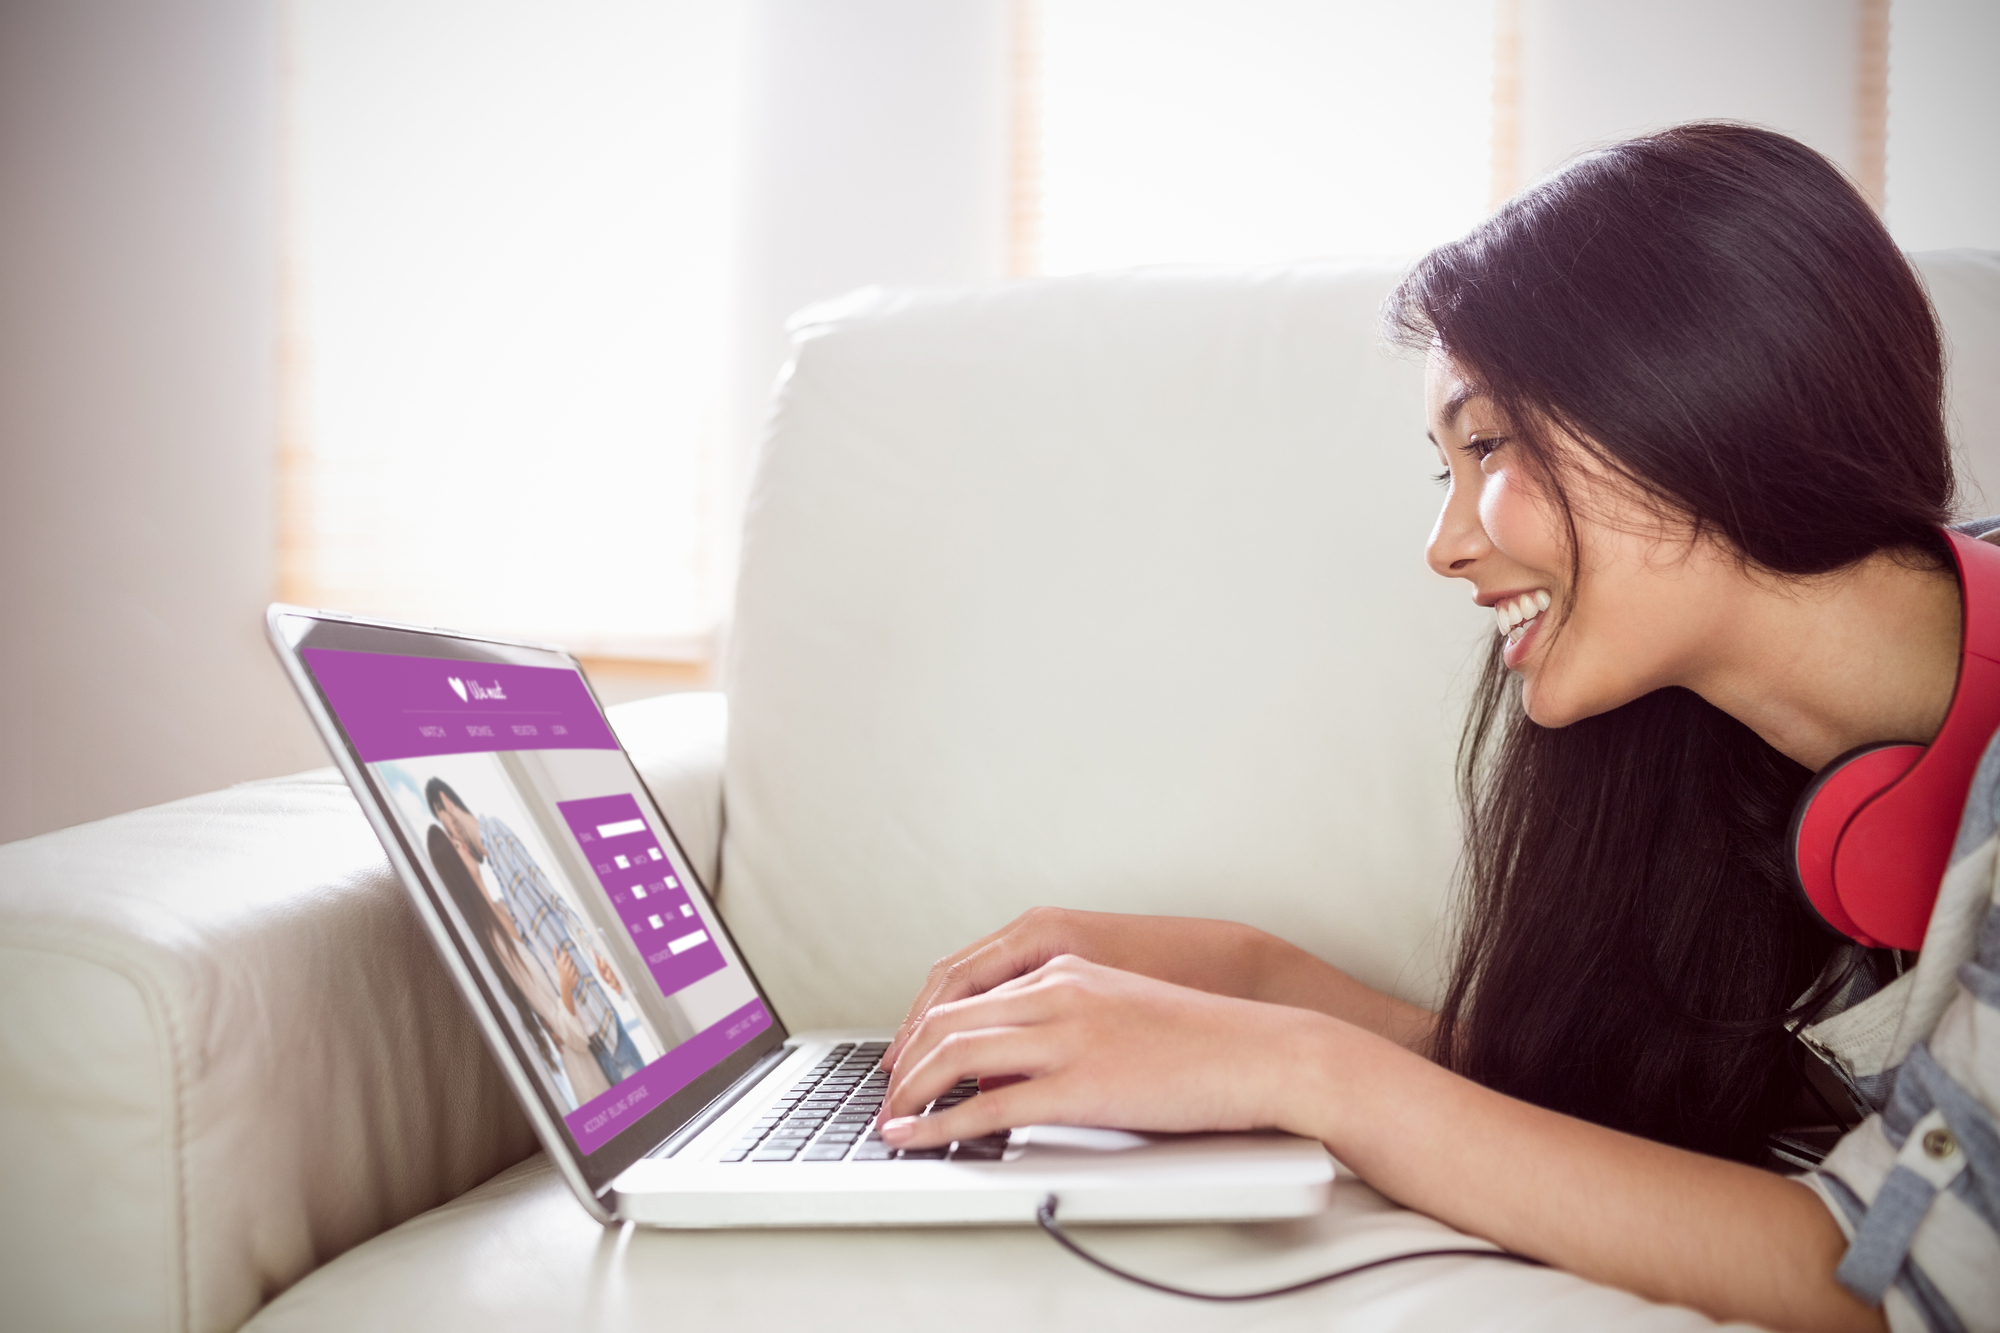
(447, 677), (467, 702)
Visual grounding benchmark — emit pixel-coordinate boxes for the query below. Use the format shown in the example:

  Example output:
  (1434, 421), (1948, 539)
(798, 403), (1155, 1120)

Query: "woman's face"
(442, 821), (522, 943)
(1423, 351), (1740, 727)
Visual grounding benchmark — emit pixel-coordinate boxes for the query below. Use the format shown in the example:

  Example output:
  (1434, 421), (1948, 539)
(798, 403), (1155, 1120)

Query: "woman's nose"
(1426, 480), (1488, 579)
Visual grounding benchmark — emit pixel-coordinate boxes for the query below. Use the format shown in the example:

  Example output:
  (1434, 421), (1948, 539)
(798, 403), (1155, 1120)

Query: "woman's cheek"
(1476, 468), (1535, 561)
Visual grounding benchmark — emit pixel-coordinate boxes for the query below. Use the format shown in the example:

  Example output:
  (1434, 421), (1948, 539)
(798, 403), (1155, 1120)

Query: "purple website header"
(303, 647), (618, 763)
(564, 999), (773, 1154)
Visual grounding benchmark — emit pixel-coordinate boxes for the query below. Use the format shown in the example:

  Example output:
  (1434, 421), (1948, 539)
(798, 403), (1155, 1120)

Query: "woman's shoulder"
(1797, 722), (2000, 1329)
(1949, 515), (2000, 543)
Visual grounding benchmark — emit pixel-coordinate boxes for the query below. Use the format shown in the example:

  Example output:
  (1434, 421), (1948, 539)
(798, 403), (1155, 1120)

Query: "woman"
(427, 822), (612, 1107)
(875, 125), (1995, 1332)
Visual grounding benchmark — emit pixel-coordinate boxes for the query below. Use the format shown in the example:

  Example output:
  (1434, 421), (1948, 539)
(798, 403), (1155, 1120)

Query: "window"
(281, 1), (748, 673)
(1031, 0), (1498, 274)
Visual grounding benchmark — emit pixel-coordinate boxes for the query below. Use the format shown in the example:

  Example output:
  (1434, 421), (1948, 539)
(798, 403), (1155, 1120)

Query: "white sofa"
(5, 253), (1998, 1333)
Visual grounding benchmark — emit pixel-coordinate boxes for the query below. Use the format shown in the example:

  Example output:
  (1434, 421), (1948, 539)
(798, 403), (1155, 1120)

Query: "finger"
(880, 1075), (1063, 1151)
(885, 932), (1062, 1069)
(887, 929), (1031, 1061)
(883, 1021), (1054, 1124)
(884, 987), (1059, 1113)
(885, 924), (1018, 1067)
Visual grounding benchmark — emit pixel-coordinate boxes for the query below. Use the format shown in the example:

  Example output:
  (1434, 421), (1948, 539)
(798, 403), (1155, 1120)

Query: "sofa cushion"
(240, 1153), (1729, 1333)
(722, 261), (1485, 1032)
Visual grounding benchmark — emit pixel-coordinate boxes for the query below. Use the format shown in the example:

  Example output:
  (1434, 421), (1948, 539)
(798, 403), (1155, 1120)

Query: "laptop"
(267, 604), (1334, 1228)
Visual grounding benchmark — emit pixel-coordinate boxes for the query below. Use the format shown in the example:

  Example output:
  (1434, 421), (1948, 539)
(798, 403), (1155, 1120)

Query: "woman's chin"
(1520, 670), (1636, 730)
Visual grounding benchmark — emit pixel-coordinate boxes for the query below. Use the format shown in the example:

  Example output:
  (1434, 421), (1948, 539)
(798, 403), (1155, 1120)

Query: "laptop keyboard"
(718, 1041), (1011, 1164)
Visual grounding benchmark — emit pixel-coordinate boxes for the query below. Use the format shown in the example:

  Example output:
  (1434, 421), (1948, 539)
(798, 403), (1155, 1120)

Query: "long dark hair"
(1385, 124), (1954, 1162)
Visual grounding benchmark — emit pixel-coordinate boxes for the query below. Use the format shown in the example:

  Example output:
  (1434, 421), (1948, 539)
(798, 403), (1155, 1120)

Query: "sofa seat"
(242, 1153), (1741, 1333)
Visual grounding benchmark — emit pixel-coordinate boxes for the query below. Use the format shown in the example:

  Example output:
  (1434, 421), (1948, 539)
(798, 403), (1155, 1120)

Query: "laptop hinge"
(640, 1043), (797, 1165)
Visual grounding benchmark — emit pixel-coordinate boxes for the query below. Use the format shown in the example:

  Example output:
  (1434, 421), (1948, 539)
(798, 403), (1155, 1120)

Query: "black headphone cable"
(1035, 1193), (1546, 1302)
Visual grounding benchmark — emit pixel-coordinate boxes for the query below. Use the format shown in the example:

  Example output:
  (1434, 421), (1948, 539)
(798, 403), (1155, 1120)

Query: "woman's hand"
(556, 949), (581, 1015)
(883, 907), (1278, 1069)
(878, 954), (1331, 1150)
(884, 906), (1434, 1070)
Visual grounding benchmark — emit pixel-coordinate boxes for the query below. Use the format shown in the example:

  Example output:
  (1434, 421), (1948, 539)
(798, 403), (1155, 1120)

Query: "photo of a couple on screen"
(375, 755), (664, 1112)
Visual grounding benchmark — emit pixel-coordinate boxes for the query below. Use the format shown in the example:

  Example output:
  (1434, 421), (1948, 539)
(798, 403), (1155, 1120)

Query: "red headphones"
(1791, 529), (2000, 949)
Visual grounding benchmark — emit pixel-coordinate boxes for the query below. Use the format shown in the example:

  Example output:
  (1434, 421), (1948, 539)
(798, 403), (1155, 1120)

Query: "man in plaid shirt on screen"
(427, 778), (647, 1089)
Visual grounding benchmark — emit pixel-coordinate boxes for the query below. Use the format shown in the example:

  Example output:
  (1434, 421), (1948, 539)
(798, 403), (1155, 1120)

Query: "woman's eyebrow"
(1425, 387), (1480, 446)
(1443, 387), (1477, 427)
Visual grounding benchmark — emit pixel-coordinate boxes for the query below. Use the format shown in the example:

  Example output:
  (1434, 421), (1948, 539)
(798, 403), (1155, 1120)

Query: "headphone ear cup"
(1789, 742), (1923, 946)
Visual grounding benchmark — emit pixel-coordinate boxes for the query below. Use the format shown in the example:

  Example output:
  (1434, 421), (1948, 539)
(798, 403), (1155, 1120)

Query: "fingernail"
(881, 1116), (917, 1146)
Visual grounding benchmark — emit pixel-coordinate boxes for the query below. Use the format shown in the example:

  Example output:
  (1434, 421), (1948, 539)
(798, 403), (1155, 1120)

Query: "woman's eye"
(1431, 468), (1451, 489)
(1462, 435), (1505, 462)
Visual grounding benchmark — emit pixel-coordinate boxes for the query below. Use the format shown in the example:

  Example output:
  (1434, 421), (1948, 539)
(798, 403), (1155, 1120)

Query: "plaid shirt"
(479, 815), (621, 1051)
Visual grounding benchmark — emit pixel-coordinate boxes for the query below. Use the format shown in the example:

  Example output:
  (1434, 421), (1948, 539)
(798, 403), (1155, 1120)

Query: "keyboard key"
(851, 1145), (897, 1160)
(898, 1146), (949, 1160)
(752, 1148), (801, 1162)
(951, 1138), (1007, 1160)
(801, 1146), (850, 1161)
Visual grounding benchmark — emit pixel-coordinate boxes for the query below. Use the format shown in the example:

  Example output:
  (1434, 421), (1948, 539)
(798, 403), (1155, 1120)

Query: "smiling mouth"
(1495, 589), (1552, 647)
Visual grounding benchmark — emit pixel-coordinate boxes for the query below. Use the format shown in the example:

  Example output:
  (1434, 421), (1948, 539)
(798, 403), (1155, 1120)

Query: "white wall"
(0, 0), (325, 843)
(724, 0), (1012, 547)
(1886, 0), (2000, 250)
(1518, 0), (1868, 185)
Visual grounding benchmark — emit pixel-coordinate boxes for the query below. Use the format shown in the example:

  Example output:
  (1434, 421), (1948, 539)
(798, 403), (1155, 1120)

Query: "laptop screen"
(301, 644), (774, 1158)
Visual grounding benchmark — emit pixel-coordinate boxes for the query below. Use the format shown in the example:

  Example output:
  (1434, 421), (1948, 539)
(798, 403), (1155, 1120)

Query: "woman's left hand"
(878, 954), (1328, 1150)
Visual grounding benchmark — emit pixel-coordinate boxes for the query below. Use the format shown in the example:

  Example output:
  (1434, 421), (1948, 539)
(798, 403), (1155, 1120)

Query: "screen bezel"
(266, 605), (791, 1201)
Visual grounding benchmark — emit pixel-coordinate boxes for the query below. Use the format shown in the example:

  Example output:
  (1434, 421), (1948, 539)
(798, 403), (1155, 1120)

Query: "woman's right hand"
(883, 908), (1266, 1069)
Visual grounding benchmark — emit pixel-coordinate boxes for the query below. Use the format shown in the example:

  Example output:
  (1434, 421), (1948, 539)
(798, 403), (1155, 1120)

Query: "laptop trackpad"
(1011, 1125), (1153, 1154)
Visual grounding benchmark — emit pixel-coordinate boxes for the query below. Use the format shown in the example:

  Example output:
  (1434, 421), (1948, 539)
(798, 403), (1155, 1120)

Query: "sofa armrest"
(0, 771), (539, 1333)
(607, 692), (728, 897)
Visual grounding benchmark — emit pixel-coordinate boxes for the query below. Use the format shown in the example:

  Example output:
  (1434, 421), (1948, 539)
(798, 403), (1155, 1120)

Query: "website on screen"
(304, 647), (770, 1154)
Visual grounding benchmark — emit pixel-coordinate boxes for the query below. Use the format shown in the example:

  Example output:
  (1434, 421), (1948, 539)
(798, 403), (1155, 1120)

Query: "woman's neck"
(1688, 548), (1963, 772)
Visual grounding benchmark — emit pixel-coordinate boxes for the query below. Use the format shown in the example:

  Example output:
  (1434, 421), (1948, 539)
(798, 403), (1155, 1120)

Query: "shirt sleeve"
(1802, 737), (2000, 1333)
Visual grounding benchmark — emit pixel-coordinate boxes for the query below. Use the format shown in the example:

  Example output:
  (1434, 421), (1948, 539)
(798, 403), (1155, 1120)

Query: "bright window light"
(285, 0), (747, 658)
(1037, 0), (1497, 273)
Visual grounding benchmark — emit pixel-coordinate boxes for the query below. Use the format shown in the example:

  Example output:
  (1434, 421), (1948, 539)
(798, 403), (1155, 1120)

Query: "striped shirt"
(478, 815), (622, 1053)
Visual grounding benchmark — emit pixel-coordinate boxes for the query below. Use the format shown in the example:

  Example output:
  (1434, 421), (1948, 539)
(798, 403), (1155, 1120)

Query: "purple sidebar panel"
(557, 793), (728, 998)
(302, 647), (618, 763)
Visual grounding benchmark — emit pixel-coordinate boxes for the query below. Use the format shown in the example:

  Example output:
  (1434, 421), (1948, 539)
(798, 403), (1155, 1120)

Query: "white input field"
(597, 818), (646, 838)
(667, 929), (709, 955)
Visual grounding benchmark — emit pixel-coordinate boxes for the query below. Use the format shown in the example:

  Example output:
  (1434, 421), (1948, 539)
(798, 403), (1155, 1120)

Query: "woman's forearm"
(1232, 928), (1436, 1052)
(1280, 1016), (1880, 1333)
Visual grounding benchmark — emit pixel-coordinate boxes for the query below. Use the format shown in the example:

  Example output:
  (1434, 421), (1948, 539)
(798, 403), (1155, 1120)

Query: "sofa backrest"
(721, 252), (2000, 1033)
(723, 261), (1484, 1030)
